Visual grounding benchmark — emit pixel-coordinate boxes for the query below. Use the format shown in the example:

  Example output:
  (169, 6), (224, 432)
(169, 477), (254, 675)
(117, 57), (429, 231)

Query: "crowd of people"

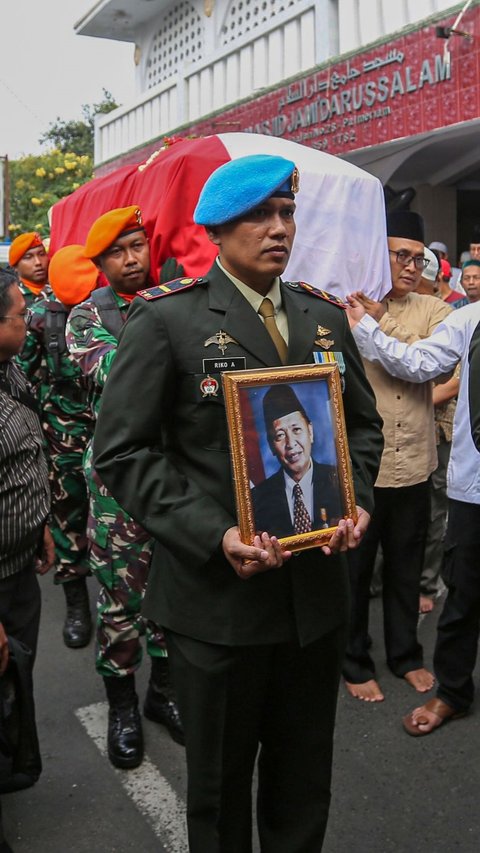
(1, 152), (480, 852)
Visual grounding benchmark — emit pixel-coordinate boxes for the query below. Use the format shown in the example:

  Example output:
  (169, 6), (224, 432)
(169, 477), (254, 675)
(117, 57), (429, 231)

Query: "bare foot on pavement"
(345, 679), (385, 702)
(404, 668), (435, 692)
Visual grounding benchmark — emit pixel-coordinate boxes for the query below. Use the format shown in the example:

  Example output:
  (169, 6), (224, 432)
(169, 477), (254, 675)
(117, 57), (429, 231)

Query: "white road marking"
(75, 702), (188, 853)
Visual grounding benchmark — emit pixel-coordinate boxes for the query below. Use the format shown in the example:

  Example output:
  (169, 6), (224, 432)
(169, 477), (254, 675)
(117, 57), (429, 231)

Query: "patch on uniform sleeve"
(137, 277), (205, 300)
(286, 281), (347, 309)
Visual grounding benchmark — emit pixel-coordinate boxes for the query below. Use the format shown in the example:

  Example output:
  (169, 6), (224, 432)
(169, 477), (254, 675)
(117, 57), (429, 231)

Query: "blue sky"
(0, 1), (134, 158)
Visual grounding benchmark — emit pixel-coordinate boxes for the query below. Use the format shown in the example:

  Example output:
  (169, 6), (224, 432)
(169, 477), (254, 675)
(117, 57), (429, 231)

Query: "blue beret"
(194, 154), (298, 226)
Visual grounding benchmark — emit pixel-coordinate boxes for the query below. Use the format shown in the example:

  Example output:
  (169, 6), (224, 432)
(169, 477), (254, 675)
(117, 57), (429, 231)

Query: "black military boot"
(62, 578), (92, 648)
(144, 656), (185, 746)
(104, 674), (144, 769)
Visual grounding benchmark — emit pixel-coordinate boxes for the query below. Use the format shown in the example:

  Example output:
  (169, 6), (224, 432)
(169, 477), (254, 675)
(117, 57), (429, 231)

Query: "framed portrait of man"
(221, 363), (357, 553)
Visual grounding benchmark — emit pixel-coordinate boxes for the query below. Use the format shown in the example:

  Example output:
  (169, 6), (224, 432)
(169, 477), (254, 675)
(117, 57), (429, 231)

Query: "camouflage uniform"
(18, 279), (50, 308)
(66, 289), (165, 677)
(17, 293), (93, 584)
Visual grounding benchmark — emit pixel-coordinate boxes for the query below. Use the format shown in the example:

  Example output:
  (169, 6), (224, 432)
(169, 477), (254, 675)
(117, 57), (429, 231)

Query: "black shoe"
(62, 578), (92, 648)
(144, 685), (185, 746)
(144, 657), (185, 746)
(108, 705), (144, 769)
(104, 675), (144, 769)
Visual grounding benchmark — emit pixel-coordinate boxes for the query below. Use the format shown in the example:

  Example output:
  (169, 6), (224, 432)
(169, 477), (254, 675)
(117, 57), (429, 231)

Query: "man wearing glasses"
(343, 211), (452, 703)
(0, 271), (54, 851)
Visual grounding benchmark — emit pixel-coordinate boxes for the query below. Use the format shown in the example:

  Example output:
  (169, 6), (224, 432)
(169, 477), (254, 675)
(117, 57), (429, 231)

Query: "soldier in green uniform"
(8, 232), (50, 307)
(66, 207), (183, 770)
(16, 244), (98, 649)
(93, 155), (384, 851)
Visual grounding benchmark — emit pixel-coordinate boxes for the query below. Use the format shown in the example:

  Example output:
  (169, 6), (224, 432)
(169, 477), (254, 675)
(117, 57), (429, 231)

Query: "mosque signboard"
(186, 6), (479, 158)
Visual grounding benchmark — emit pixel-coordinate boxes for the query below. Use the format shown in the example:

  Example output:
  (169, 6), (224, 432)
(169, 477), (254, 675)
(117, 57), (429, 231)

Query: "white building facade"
(76, 0), (480, 258)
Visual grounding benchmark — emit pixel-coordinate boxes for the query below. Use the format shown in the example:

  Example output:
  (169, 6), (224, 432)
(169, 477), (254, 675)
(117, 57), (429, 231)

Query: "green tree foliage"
(9, 150), (93, 236)
(39, 89), (118, 158)
(8, 91), (119, 236)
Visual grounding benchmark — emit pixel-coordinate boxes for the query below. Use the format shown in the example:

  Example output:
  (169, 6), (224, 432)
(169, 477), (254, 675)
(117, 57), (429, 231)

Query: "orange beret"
(84, 205), (144, 259)
(49, 245), (99, 307)
(9, 232), (44, 266)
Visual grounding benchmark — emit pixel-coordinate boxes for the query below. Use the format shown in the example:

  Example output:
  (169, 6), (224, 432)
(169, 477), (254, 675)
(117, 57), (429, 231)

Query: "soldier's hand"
(0, 622), (9, 675)
(36, 525), (55, 574)
(159, 257), (185, 284)
(321, 506), (370, 556)
(222, 527), (292, 579)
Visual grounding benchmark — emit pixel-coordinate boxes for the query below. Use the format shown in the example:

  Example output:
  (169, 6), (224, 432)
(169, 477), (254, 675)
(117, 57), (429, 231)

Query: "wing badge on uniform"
(204, 330), (238, 355)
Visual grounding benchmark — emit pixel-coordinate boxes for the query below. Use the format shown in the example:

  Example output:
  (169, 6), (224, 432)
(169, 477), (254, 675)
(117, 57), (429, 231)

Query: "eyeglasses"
(463, 275), (480, 284)
(0, 308), (33, 325)
(388, 250), (430, 270)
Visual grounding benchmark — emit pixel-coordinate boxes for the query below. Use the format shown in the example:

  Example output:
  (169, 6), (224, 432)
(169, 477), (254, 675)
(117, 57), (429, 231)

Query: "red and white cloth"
(49, 133), (391, 300)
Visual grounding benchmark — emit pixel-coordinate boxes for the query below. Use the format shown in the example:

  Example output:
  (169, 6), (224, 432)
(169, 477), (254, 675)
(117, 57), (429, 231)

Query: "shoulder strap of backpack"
(90, 288), (124, 339)
(44, 302), (69, 380)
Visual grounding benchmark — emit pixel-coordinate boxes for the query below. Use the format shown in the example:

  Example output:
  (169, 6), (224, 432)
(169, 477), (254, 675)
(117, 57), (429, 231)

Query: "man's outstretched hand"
(346, 291), (386, 328)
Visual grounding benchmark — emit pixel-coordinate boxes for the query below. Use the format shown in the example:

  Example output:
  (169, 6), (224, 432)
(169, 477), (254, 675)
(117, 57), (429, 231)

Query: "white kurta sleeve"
(352, 312), (464, 383)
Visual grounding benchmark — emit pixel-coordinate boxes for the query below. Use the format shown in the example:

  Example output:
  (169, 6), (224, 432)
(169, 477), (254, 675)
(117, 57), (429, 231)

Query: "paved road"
(3, 577), (479, 852)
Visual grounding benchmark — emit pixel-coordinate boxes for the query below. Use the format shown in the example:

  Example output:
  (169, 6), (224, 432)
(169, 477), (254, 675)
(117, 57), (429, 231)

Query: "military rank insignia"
(287, 281), (348, 309)
(138, 277), (204, 300)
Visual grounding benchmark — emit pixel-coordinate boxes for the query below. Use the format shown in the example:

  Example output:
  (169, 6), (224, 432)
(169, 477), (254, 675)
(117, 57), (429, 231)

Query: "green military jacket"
(66, 288), (130, 419)
(94, 263), (383, 647)
(18, 280), (50, 308)
(17, 293), (93, 438)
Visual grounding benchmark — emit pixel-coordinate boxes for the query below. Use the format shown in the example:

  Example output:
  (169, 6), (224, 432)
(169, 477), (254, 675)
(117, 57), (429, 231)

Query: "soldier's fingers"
(254, 533), (289, 567)
(236, 560), (269, 579)
(344, 519), (356, 548)
(321, 520), (347, 556)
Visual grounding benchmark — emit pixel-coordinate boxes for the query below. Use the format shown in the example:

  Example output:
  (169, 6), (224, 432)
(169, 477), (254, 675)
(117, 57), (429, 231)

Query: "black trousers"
(434, 499), (480, 712)
(165, 624), (347, 853)
(0, 564), (41, 665)
(343, 482), (429, 683)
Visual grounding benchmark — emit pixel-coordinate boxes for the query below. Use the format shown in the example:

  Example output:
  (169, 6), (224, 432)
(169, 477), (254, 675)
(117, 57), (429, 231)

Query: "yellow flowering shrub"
(9, 148), (94, 235)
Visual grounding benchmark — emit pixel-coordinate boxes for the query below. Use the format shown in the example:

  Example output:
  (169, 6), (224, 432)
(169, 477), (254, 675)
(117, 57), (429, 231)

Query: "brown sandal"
(402, 697), (466, 737)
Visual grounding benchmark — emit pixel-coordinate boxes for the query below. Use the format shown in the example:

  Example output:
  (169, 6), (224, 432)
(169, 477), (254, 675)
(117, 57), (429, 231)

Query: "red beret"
(9, 232), (44, 266)
(84, 206), (144, 259)
(49, 245), (99, 307)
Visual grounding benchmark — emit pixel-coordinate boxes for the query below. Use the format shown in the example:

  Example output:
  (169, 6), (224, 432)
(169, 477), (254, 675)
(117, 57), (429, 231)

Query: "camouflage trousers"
(45, 427), (90, 585)
(84, 444), (166, 678)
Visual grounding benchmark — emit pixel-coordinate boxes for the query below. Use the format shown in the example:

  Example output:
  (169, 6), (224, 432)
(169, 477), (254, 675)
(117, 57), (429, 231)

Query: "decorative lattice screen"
(146, 2), (204, 88)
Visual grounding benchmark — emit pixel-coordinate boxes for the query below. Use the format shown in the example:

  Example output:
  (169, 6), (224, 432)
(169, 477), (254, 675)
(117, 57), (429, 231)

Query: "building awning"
(342, 117), (480, 188)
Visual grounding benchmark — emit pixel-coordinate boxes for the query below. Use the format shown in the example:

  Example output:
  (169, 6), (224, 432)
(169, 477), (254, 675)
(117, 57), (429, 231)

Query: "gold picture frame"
(221, 363), (357, 553)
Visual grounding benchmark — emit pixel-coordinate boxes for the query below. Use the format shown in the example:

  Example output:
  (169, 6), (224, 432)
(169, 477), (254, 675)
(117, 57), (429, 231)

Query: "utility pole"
(0, 155), (10, 239)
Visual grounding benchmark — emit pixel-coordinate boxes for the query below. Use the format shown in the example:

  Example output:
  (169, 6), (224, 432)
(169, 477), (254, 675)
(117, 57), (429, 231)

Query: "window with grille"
(146, 1), (204, 88)
(221, 0), (298, 44)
